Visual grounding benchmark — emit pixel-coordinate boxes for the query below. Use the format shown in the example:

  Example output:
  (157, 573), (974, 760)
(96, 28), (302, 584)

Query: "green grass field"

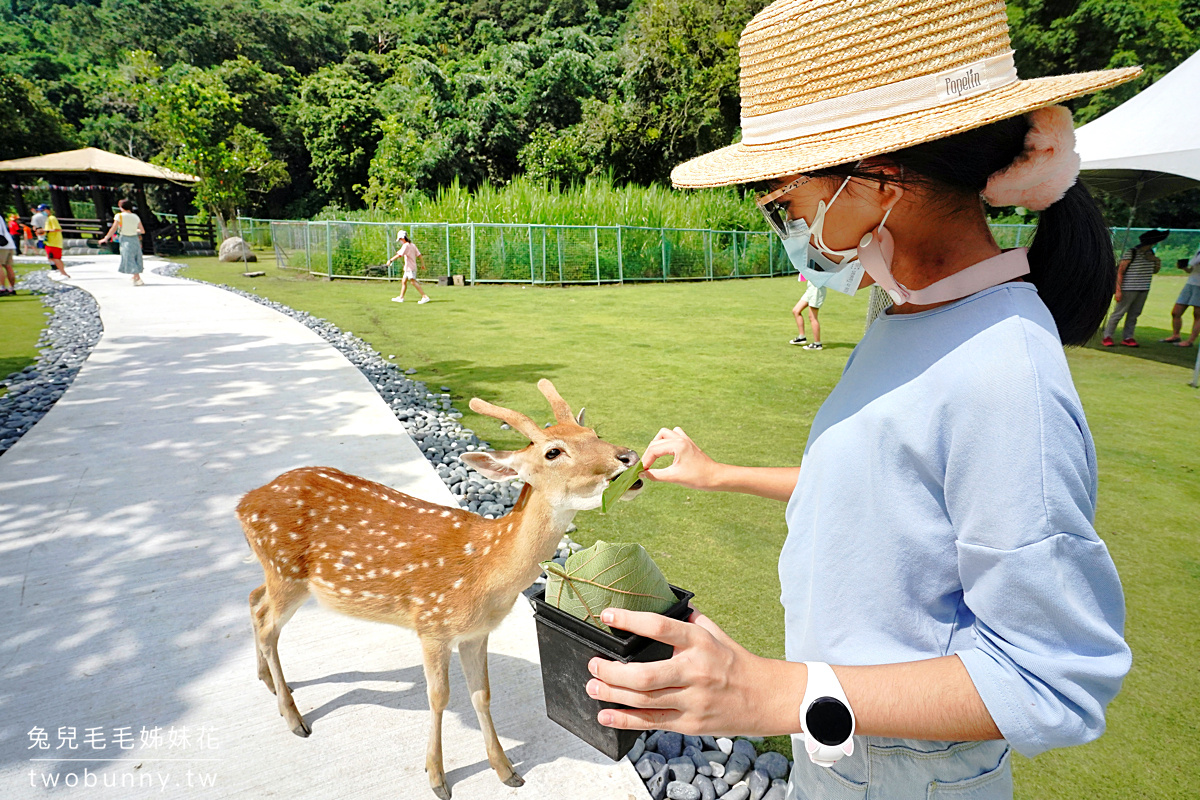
(0, 261), (54, 397)
(77, 255), (1200, 796)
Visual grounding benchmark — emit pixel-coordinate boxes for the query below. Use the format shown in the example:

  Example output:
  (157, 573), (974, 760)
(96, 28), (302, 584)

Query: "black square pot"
(530, 584), (694, 761)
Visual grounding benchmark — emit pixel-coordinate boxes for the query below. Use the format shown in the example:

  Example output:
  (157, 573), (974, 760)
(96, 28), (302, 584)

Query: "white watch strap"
(800, 661), (856, 767)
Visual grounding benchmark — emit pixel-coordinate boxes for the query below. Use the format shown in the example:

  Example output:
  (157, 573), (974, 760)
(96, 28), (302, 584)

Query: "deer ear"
(575, 407), (586, 426)
(460, 451), (519, 481)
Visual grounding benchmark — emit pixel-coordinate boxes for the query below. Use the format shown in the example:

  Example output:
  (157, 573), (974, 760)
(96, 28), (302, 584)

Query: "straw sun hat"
(671, 0), (1141, 188)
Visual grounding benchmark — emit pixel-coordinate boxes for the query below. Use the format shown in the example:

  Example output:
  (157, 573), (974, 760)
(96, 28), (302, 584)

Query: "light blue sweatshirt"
(781, 281), (1131, 758)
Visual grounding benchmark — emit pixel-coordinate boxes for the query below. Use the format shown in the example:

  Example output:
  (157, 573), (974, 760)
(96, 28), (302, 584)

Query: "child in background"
(790, 278), (825, 350)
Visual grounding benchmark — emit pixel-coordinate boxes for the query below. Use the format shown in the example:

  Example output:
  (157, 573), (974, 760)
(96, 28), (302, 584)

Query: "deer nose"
(616, 448), (639, 466)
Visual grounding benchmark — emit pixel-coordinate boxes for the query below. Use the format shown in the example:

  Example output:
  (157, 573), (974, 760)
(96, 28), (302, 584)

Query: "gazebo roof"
(0, 147), (198, 184)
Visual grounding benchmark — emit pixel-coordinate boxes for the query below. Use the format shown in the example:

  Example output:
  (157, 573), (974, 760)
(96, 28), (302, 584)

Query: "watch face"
(806, 696), (853, 746)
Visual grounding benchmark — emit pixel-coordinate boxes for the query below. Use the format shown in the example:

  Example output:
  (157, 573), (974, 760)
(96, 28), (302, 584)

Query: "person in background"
(387, 230), (431, 304)
(37, 205), (69, 279)
(1101, 228), (1168, 347)
(0, 220), (17, 296)
(1161, 243), (1200, 347)
(789, 278), (826, 350)
(30, 204), (48, 252)
(99, 199), (146, 286)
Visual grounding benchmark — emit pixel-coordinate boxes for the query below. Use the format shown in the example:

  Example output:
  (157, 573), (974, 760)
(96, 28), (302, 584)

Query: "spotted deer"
(238, 380), (643, 799)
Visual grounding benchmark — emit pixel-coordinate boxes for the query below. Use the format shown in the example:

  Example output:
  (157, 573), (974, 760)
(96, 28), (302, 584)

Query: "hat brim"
(671, 68), (1142, 189)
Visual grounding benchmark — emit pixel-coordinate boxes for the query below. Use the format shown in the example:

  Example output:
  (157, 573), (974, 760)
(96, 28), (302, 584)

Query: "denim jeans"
(787, 736), (1012, 800)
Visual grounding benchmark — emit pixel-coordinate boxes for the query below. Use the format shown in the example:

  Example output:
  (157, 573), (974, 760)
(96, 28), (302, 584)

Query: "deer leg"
(421, 637), (453, 800)
(255, 580), (311, 737)
(458, 634), (523, 788)
(249, 585), (275, 693)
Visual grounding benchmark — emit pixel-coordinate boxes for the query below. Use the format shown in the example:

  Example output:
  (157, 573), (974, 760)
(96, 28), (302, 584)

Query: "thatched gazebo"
(0, 147), (211, 255)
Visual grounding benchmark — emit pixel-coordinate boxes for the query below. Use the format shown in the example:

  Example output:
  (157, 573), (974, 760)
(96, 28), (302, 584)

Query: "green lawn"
(0, 261), (53, 396)
(176, 256), (1198, 797)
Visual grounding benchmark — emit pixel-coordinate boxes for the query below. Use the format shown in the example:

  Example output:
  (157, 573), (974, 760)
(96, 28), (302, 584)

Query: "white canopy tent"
(1075, 49), (1200, 388)
(1076, 48), (1200, 206)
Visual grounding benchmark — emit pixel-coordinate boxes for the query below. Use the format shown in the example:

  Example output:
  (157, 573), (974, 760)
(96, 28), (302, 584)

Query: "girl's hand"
(585, 607), (800, 737)
(641, 427), (720, 491)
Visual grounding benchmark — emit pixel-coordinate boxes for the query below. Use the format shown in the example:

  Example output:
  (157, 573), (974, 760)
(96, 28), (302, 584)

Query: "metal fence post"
(594, 225), (601, 285)
(469, 223), (476, 285)
(325, 220), (333, 278)
(733, 232), (740, 277)
(706, 230), (713, 280)
(616, 226), (624, 284)
(661, 228), (668, 282)
(557, 227), (564, 284)
(529, 224), (535, 283)
(768, 233), (775, 277)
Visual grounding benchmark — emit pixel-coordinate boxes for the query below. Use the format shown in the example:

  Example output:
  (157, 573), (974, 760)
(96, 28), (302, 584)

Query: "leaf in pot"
(541, 540), (675, 632)
(601, 461), (644, 513)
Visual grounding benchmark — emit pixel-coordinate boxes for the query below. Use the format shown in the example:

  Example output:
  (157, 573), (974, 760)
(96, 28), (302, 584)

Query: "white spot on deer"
(381, 568), (391, 576)
(317, 472), (330, 479)
(367, 570), (377, 578)
(431, 606), (439, 613)
(505, 523), (514, 533)
(422, 561), (429, 569)
(289, 533), (299, 540)
(483, 545), (492, 555)
(290, 565), (300, 573)
(322, 516), (330, 524)
(453, 521), (462, 529)
(411, 595), (425, 605)
(436, 557), (444, 567)
(435, 594), (444, 603)
(443, 607), (453, 615)
(355, 563), (364, 570)
(406, 564), (416, 572)
(250, 513), (260, 523)
(441, 510), (451, 518)
(452, 578), (463, 590)
(296, 499), (305, 507)
(360, 520), (369, 527)
(341, 551), (356, 557)
(334, 563), (345, 571)
(340, 587), (352, 595)
(464, 543), (475, 556)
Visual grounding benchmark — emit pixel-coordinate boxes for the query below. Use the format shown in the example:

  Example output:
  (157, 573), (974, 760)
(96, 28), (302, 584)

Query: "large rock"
(218, 236), (257, 262)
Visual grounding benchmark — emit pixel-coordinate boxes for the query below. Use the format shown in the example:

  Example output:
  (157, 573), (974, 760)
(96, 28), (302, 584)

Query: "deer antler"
(537, 379), (576, 425)
(469, 397), (544, 441)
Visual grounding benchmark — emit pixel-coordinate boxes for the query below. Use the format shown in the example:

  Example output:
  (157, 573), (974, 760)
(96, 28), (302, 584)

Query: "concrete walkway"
(0, 256), (646, 799)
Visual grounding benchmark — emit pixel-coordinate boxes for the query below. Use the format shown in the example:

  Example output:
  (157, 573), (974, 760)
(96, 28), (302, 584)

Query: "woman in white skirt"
(100, 199), (146, 286)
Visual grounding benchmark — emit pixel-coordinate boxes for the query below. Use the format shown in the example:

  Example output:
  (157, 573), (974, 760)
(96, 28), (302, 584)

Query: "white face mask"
(780, 173), (1030, 307)
(780, 175), (864, 296)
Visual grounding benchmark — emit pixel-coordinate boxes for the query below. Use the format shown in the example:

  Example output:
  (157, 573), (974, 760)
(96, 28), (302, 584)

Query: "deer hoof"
(290, 719), (311, 738)
(503, 773), (525, 788)
(431, 784), (451, 800)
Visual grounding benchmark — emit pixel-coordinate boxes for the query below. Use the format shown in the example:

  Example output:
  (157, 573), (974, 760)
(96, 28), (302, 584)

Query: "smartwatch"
(799, 661), (855, 767)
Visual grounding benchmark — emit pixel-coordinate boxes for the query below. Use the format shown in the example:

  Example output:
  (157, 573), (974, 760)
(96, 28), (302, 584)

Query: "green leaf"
(541, 540), (675, 632)
(601, 461), (644, 513)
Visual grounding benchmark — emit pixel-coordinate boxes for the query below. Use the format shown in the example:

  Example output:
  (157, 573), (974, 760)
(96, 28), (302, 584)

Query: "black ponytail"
(1025, 180), (1115, 345)
(810, 114), (1115, 346)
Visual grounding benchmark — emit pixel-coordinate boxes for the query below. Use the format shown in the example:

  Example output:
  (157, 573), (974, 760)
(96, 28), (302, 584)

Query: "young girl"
(99, 199), (146, 286)
(387, 230), (431, 304)
(585, 1), (1138, 797)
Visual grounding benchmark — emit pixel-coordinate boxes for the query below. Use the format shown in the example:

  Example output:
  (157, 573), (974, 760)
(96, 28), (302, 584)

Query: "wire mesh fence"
(258, 219), (794, 283)
(244, 218), (1200, 285)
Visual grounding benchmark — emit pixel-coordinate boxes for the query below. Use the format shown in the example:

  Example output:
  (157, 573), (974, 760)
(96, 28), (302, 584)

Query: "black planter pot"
(530, 584), (694, 761)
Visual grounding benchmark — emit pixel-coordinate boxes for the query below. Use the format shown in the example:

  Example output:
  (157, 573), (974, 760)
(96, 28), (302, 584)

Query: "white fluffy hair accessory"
(981, 105), (1081, 212)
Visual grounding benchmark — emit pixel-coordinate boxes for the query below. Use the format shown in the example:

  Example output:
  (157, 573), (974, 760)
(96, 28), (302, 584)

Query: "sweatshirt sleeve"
(944, 323), (1131, 757)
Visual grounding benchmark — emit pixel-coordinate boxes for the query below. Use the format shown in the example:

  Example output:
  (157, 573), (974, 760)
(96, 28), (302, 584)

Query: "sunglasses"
(755, 176), (815, 238)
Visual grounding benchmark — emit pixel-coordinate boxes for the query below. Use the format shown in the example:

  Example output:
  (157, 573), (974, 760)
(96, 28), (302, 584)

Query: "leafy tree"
(133, 54), (288, 235)
(296, 63), (386, 208)
(0, 68), (81, 160)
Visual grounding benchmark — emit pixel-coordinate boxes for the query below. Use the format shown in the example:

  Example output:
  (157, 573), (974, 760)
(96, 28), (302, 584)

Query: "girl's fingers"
(596, 707), (678, 731)
(586, 679), (685, 708)
(600, 608), (695, 648)
(588, 653), (681, 692)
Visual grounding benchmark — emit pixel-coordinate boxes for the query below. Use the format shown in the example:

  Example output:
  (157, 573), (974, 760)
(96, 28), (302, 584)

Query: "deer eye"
(545, 448), (562, 460)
